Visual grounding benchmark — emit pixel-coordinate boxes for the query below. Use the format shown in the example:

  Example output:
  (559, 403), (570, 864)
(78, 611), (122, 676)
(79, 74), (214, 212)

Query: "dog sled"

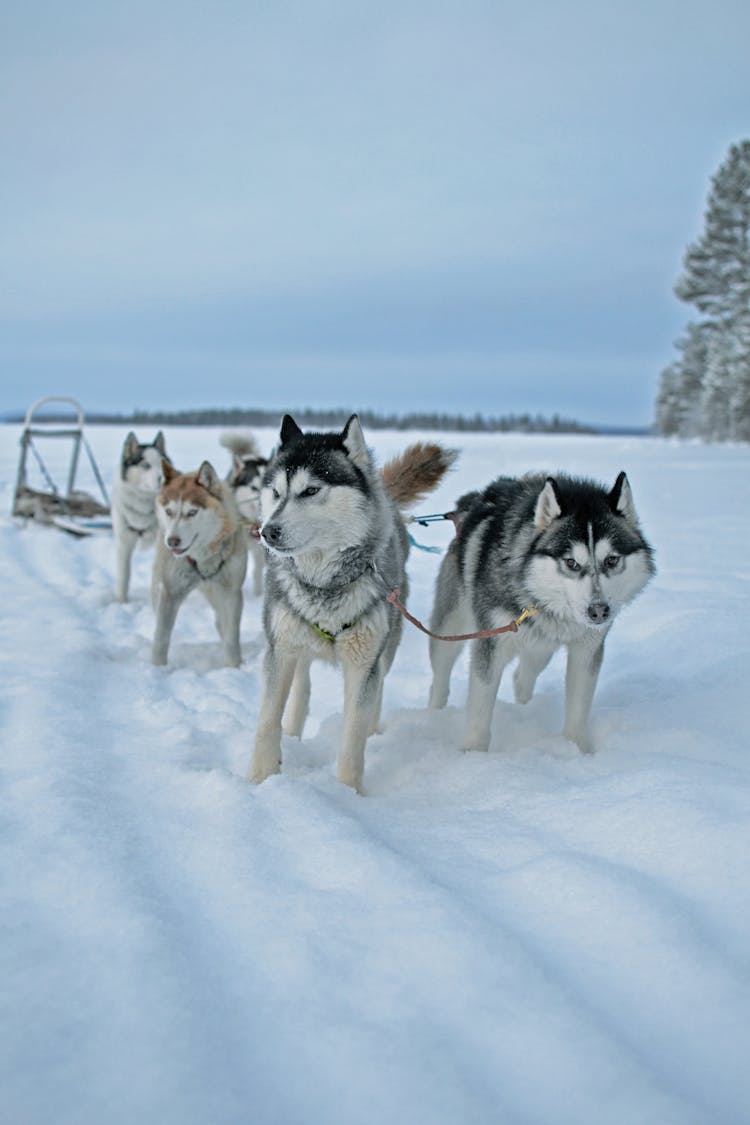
(12, 396), (112, 536)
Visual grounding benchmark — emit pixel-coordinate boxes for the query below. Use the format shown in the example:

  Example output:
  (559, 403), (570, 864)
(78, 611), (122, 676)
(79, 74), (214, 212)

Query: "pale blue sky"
(2, 0), (748, 425)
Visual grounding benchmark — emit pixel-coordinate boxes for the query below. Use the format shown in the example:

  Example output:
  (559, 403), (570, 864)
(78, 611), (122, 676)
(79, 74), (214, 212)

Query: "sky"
(2, 0), (748, 427)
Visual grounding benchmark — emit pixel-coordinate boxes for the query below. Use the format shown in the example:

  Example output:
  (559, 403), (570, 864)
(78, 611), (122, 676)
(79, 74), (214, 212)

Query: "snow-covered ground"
(2, 423), (749, 1125)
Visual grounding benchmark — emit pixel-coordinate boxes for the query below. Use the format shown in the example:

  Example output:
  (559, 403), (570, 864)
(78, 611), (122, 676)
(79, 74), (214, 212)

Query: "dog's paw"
(458, 724), (492, 751)
(563, 725), (595, 754)
(248, 740), (281, 783)
(512, 671), (534, 704)
(247, 760), (281, 784)
(428, 691), (448, 709)
(281, 719), (304, 739)
(336, 766), (364, 795)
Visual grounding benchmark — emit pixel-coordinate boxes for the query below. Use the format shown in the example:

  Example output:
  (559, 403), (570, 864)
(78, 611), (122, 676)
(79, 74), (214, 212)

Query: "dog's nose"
(167, 535), (181, 550)
(587, 601), (610, 624)
(261, 523), (282, 546)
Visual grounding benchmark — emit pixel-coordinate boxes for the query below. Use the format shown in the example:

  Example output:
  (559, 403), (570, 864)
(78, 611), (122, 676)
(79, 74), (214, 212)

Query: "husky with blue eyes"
(249, 414), (457, 793)
(428, 472), (655, 755)
(151, 460), (247, 667)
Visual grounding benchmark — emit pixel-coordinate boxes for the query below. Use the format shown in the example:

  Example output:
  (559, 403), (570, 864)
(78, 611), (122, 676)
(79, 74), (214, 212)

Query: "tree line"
(11, 406), (597, 434)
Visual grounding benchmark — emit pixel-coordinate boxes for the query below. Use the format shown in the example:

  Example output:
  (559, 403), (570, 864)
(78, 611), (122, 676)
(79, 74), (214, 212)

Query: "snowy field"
(2, 422), (749, 1125)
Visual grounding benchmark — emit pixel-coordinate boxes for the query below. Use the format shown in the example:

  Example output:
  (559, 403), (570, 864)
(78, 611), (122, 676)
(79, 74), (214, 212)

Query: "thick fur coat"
(151, 460), (248, 667)
(111, 431), (169, 603)
(220, 432), (269, 597)
(428, 471), (655, 754)
(249, 414), (457, 793)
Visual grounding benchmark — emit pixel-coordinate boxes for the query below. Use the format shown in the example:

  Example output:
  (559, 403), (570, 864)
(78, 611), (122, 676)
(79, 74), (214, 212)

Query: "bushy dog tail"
(219, 431), (260, 458)
(381, 443), (458, 510)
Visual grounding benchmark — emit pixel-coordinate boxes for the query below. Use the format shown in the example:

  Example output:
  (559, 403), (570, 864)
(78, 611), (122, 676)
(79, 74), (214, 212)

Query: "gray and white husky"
(220, 432), (269, 597)
(428, 472), (655, 754)
(112, 431), (169, 602)
(249, 414), (456, 793)
(151, 460), (248, 667)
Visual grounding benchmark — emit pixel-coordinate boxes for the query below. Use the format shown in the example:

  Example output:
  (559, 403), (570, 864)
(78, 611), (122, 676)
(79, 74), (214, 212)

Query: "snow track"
(2, 428), (749, 1124)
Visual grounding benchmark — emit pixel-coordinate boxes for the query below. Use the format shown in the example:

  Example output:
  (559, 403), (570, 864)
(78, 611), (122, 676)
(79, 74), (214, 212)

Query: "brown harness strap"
(386, 589), (539, 642)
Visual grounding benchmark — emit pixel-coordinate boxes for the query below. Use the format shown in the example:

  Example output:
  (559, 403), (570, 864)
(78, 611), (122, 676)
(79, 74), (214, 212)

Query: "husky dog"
(151, 460), (248, 667)
(112, 431), (169, 602)
(428, 472), (655, 754)
(249, 414), (456, 793)
(220, 432), (269, 597)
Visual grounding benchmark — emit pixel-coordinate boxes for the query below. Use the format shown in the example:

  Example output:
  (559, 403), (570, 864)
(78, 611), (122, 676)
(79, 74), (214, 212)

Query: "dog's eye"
(603, 554), (620, 570)
(300, 486), (320, 499)
(271, 487), (280, 500)
(186, 509), (198, 518)
(564, 558), (581, 572)
(165, 507), (175, 518)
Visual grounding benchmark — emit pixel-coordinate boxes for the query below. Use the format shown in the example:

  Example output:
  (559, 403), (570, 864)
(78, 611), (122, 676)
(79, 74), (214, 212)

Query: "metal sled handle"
(23, 396), (85, 431)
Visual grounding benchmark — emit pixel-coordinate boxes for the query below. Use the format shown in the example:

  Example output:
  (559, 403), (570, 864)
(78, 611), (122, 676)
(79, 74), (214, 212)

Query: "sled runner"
(12, 396), (112, 536)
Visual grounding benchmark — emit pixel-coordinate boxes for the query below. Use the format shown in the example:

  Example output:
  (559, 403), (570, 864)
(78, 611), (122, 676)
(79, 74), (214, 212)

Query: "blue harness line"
(407, 510), (458, 553)
(407, 532), (443, 554)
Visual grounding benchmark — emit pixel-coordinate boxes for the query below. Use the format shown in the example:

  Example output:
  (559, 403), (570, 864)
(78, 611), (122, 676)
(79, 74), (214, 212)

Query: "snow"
(2, 424), (749, 1125)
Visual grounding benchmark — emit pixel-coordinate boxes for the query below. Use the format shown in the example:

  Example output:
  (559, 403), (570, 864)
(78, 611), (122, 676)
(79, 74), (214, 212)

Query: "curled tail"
(219, 431), (261, 459)
(381, 443), (458, 510)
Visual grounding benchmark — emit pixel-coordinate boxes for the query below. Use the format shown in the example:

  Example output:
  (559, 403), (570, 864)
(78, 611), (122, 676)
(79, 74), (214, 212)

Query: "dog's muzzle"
(586, 601), (611, 624)
(260, 523), (283, 547)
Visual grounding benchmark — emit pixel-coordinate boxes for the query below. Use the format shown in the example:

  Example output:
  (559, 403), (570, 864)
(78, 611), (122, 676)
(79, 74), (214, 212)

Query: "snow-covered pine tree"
(654, 364), (682, 436)
(729, 311), (750, 441)
(700, 327), (732, 440)
(675, 141), (750, 323)
(655, 139), (750, 440)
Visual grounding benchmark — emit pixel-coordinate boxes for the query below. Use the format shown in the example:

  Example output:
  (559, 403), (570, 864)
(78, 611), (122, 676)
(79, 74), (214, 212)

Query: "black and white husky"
(428, 472), (655, 754)
(220, 432), (269, 597)
(249, 414), (456, 793)
(112, 431), (169, 602)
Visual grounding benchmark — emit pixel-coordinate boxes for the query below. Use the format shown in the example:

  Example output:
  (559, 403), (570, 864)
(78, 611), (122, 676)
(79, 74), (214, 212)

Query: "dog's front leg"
(339, 656), (383, 793)
(114, 530), (136, 603)
(428, 629), (466, 709)
(217, 587), (244, 668)
(151, 585), (185, 665)
(249, 645), (297, 783)
(462, 636), (513, 753)
(563, 636), (606, 753)
(251, 544), (264, 598)
(282, 659), (311, 738)
(513, 641), (555, 704)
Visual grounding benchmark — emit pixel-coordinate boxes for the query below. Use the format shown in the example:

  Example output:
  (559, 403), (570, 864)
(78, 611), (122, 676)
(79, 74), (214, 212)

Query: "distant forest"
(10, 406), (601, 434)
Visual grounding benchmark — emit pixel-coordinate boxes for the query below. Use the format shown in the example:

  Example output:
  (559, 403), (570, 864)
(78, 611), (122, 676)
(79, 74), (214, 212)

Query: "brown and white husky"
(151, 460), (248, 667)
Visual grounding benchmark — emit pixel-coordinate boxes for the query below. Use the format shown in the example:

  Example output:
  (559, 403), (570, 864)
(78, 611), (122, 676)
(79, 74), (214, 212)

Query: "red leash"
(386, 589), (538, 642)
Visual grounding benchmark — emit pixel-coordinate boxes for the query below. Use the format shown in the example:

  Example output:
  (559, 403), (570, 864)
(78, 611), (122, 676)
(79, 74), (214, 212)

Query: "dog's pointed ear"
(280, 415), (303, 446)
(123, 431), (140, 459)
(534, 477), (563, 529)
(609, 471), (639, 524)
(232, 453), (245, 474)
(197, 461), (222, 496)
(153, 431), (167, 455)
(161, 458), (178, 483)
(342, 414), (371, 470)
